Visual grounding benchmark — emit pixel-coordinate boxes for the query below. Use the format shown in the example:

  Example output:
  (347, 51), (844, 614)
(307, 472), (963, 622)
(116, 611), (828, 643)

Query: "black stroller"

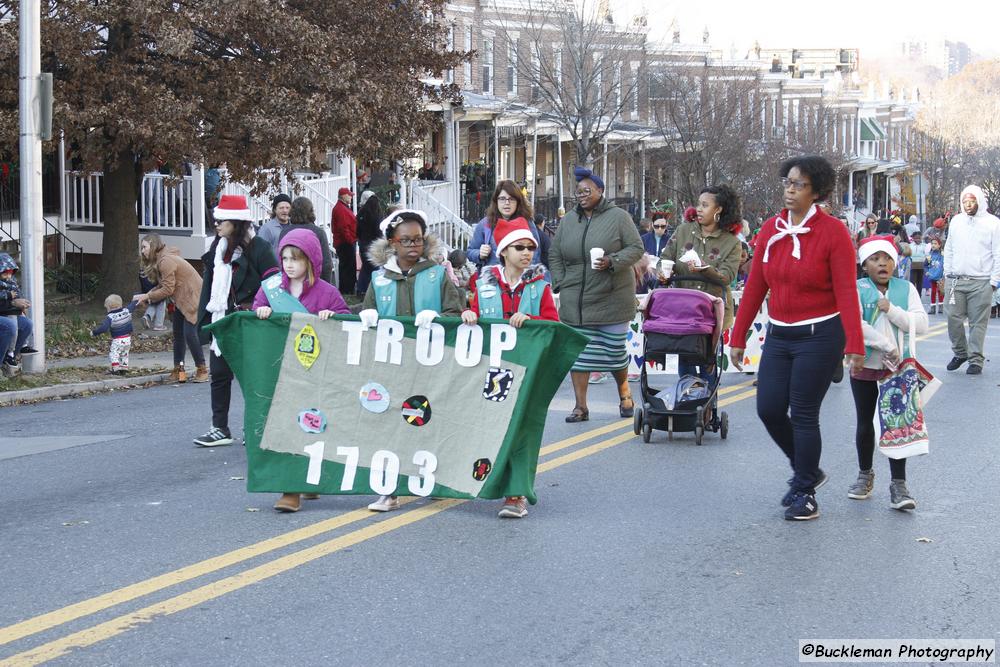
(632, 277), (729, 445)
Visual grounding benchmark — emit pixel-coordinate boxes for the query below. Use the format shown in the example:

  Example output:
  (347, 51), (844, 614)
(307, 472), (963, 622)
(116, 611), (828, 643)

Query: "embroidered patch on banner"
(359, 382), (390, 413)
(297, 409), (327, 434)
(472, 458), (492, 481)
(294, 324), (320, 370)
(482, 367), (514, 402)
(401, 395), (432, 426)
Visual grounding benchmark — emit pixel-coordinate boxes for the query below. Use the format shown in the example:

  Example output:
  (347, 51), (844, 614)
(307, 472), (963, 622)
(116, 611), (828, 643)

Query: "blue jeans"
(0, 314), (33, 359)
(755, 316), (845, 495)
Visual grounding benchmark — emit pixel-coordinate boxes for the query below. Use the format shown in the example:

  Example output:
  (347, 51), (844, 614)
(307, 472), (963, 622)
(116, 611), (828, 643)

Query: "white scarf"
(763, 206), (815, 263)
(206, 237), (242, 355)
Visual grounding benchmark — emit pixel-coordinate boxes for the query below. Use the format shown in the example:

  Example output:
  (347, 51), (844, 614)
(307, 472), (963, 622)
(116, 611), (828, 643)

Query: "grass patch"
(0, 365), (168, 392)
(44, 295), (173, 359)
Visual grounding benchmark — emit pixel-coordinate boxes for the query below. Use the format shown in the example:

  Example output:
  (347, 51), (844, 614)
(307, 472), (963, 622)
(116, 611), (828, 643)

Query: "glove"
(358, 309), (379, 331)
(414, 310), (439, 329)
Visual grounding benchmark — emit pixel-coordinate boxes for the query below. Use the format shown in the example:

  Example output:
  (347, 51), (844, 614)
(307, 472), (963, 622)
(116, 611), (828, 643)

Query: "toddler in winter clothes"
(92, 294), (138, 374)
(251, 228), (350, 514)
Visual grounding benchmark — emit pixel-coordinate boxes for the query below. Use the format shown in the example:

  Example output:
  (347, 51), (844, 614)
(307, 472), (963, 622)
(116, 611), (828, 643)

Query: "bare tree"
(489, 0), (648, 167)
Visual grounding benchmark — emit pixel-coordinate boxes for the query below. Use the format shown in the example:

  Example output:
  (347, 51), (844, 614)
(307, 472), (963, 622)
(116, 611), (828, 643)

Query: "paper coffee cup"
(590, 247), (605, 268)
(659, 259), (674, 278)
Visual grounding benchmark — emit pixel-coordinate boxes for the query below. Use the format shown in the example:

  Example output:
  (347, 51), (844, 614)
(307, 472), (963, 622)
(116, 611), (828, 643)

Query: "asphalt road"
(1, 313), (997, 666)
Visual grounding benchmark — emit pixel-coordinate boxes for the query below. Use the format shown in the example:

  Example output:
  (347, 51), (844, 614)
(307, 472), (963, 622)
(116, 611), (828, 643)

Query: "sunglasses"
(653, 224), (667, 229)
(510, 244), (537, 252)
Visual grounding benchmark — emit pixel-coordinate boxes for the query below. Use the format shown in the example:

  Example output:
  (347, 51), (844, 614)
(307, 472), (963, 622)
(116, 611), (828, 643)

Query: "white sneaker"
(367, 495), (400, 512)
(588, 372), (608, 384)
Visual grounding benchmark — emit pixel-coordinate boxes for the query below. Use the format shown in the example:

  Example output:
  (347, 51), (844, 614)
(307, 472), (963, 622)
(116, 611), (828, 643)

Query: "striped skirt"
(570, 323), (629, 372)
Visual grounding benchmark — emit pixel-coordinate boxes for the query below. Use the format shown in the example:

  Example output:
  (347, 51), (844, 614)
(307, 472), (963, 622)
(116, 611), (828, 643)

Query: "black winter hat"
(271, 193), (293, 210)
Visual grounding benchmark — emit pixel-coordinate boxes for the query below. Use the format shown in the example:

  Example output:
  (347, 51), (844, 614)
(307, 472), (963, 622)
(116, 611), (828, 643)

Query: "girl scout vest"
(476, 269), (547, 319)
(261, 273), (309, 314)
(858, 276), (911, 361)
(371, 264), (445, 317)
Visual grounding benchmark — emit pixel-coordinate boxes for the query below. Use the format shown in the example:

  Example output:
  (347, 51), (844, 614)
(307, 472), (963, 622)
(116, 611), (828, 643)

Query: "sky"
(613, 0), (999, 59)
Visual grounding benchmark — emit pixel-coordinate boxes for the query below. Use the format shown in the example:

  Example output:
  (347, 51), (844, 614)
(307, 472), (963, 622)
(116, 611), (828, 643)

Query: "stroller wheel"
(720, 411), (729, 440)
(633, 407), (643, 436)
(641, 421), (652, 443)
(694, 423), (704, 446)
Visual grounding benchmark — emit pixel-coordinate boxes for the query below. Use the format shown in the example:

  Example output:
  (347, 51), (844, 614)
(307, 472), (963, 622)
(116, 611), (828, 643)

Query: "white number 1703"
(302, 443), (438, 497)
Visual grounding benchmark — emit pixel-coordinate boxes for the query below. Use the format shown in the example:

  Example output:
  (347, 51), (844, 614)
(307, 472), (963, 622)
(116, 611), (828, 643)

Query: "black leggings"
(850, 377), (906, 479)
(172, 309), (206, 367)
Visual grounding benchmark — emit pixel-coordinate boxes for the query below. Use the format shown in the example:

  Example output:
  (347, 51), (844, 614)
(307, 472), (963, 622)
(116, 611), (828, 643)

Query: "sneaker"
(19, 345), (37, 354)
(966, 364), (983, 375)
(150, 325), (168, 332)
(946, 356), (968, 371)
(627, 372), (640, 382)
(889, 479), (916, 510)
(784, 492), (819, 520)
(588, 372), (608, 384)
(847, 469), (875, 500)
(498, 496), (528, 518)
(367, 495), (400, 512)
(193, 427), (234, 447)
(781, 469), (828, 507)
(2, 360), (20, 378)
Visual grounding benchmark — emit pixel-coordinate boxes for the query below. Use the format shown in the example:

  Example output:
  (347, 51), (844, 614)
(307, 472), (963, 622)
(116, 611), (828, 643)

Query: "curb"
(0, 372), (172, 407)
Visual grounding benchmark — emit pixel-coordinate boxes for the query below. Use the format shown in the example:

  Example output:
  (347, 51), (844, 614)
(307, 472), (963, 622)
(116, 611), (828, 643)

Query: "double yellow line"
(0, 380), (757, 665)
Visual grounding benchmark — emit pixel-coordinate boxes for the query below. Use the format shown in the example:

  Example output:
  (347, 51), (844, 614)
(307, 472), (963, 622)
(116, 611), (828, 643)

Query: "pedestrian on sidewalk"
(91, 294), (137, 374)
(252, 228), (351, 513)
(729, 155), (865, 521)
(279, 197), (333, 284)
(194, 195), (279, 447)
(849, 236), (928, 510)
(256, 194), (293, 258)
(925, 237), (945, 314)
(942, 185), (1000, 375)
(461, 216), (559, 519)
(355, 190), (383, 296)
(134, 233), (208, 383)
(331, 187), (358, 294)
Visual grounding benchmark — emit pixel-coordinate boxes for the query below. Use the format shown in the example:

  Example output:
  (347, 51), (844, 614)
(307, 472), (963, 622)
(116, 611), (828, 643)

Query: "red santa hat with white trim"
(858, 234), (898, 266)
(494, 216), (535, 255)
(213, 194), (254, 222)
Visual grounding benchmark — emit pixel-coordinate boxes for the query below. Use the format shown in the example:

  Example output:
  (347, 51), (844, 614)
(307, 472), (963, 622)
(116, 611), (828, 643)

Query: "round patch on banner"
(472, 458), (492, 481)
(297, 408), (327, 434)
(482, 367), (514, 402)
(359, 382), (390, 413)
(401, 395), (432, 426)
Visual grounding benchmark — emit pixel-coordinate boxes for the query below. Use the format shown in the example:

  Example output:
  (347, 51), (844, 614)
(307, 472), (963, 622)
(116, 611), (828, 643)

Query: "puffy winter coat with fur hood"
(361, 233), (465, 316)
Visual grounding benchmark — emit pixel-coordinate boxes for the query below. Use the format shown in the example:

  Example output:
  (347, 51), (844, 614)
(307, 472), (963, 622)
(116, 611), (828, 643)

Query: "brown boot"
(169, 365), (187, 383)
(192, 365), (209, 383)
(274, 493), (301, 513)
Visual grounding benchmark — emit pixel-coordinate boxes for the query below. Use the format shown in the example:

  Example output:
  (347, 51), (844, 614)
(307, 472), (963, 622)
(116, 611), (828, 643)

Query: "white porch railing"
(63, 171), (198, 232)
(410, 180), (473, 252)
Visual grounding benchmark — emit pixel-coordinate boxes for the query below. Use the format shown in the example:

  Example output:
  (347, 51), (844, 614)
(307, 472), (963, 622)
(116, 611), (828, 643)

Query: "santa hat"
(495, 217), (535, 255)
(214, 194), (254, 222)
(858, 235), (898, 266)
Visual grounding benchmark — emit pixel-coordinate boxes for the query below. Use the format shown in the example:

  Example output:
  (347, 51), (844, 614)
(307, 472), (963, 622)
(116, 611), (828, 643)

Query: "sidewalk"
(0, 347), (209, 407)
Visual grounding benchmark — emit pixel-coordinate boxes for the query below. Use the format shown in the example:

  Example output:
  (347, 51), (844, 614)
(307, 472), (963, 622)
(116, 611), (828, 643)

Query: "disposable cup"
(590, 247), (605, 269)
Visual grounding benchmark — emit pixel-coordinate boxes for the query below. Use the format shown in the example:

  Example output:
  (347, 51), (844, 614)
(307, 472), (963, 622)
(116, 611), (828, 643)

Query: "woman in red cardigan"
(730, 156), (865, 521)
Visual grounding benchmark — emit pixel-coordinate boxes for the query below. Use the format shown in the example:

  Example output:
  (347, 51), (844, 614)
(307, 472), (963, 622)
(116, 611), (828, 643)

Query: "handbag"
(875, 310), (938, 459)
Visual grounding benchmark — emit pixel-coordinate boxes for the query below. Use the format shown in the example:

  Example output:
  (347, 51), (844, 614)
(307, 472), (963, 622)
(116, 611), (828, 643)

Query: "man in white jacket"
(943, 185), (1000, 375)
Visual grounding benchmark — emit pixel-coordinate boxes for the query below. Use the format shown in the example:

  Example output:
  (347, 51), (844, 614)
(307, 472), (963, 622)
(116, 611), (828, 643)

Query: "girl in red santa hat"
(461, 215), (558, 518)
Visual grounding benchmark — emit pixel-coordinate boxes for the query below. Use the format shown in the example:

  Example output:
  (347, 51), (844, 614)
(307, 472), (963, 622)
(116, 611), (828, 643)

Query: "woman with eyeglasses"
(729, 155), (865, 521)
(855, 214), (879, 278)
(466, 180), (541, 269)
(359, 209), (465, 513)
(549, 166), (644, 423)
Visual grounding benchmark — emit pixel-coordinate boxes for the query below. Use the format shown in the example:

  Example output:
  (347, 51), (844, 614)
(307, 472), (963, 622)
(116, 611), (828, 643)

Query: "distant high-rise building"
(900, 39), (973, 76)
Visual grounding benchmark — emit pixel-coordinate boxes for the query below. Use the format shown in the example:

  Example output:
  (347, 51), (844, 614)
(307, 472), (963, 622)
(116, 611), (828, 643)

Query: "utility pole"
(19, 0), (45, 373)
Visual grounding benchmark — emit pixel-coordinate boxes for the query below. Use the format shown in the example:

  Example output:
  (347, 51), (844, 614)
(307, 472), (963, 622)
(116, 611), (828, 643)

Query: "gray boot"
(848, 469), (875, 499)
(889, 479), (916, 510)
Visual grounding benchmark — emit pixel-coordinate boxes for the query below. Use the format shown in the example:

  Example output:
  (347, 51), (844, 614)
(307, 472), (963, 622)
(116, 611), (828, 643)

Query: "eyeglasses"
(496, 196), (516, 203)
(653, 224), (667, 229)
(393, 237), (424, 247)
(510, 244), (537, 252)
(781, 177), (810, 191)
(576, 189), (593, 196)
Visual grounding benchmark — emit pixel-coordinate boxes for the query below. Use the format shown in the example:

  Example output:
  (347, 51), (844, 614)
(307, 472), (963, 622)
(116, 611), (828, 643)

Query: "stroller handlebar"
(664, 274), (727, 289)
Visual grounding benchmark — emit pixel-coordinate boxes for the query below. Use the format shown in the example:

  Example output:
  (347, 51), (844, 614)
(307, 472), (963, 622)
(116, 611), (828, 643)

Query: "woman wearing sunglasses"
(466, 180), (541, 269)
(461, 216), (558, 519)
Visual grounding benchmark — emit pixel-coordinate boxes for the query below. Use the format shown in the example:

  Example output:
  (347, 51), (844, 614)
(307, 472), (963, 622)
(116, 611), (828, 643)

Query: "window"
(463, 28), (472, 88)
(632, 66), (640, 115)
(593, 52), (602, 98)
(445, 26), (455, 84)
(554, 49), (562, 87)
(482, 37), (494, 94)
(530, 48), (540, 101)
(507, 42), (517, 96)
(614, 64), (622, 109)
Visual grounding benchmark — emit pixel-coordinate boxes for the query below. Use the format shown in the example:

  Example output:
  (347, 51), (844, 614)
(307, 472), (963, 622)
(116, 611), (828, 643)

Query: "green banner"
(208, 313), (588, 503)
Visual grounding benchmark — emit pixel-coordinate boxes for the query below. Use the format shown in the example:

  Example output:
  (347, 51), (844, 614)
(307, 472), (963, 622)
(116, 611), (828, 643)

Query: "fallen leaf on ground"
(229, 476), (245, 481)
(245, 507), (260, 512)
(916, 537), (933, 543)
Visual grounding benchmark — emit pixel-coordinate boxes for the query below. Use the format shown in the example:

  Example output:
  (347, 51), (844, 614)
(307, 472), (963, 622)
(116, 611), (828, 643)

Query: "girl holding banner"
(252, 228), (352, 513)
(850, 236), (929, 510)
(461, 216), (559, 518)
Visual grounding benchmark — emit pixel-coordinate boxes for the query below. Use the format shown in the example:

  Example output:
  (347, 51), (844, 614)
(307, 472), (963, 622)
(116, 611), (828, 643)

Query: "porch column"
(640, 142), (646, 219)
(494, 122), (500, 185)
(443, 109), (457, 210)
(530, 121), (538, 208)
(190, 164), (207, 241)
(556, 133), (564, 213)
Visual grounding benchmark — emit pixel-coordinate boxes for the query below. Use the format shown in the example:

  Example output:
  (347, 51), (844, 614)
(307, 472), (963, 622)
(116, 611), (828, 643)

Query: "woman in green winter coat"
(549, 167), (644, 423)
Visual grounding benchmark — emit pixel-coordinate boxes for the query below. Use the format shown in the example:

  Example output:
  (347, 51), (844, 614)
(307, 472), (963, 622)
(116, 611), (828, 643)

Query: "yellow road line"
(3, 385), (766, 665)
